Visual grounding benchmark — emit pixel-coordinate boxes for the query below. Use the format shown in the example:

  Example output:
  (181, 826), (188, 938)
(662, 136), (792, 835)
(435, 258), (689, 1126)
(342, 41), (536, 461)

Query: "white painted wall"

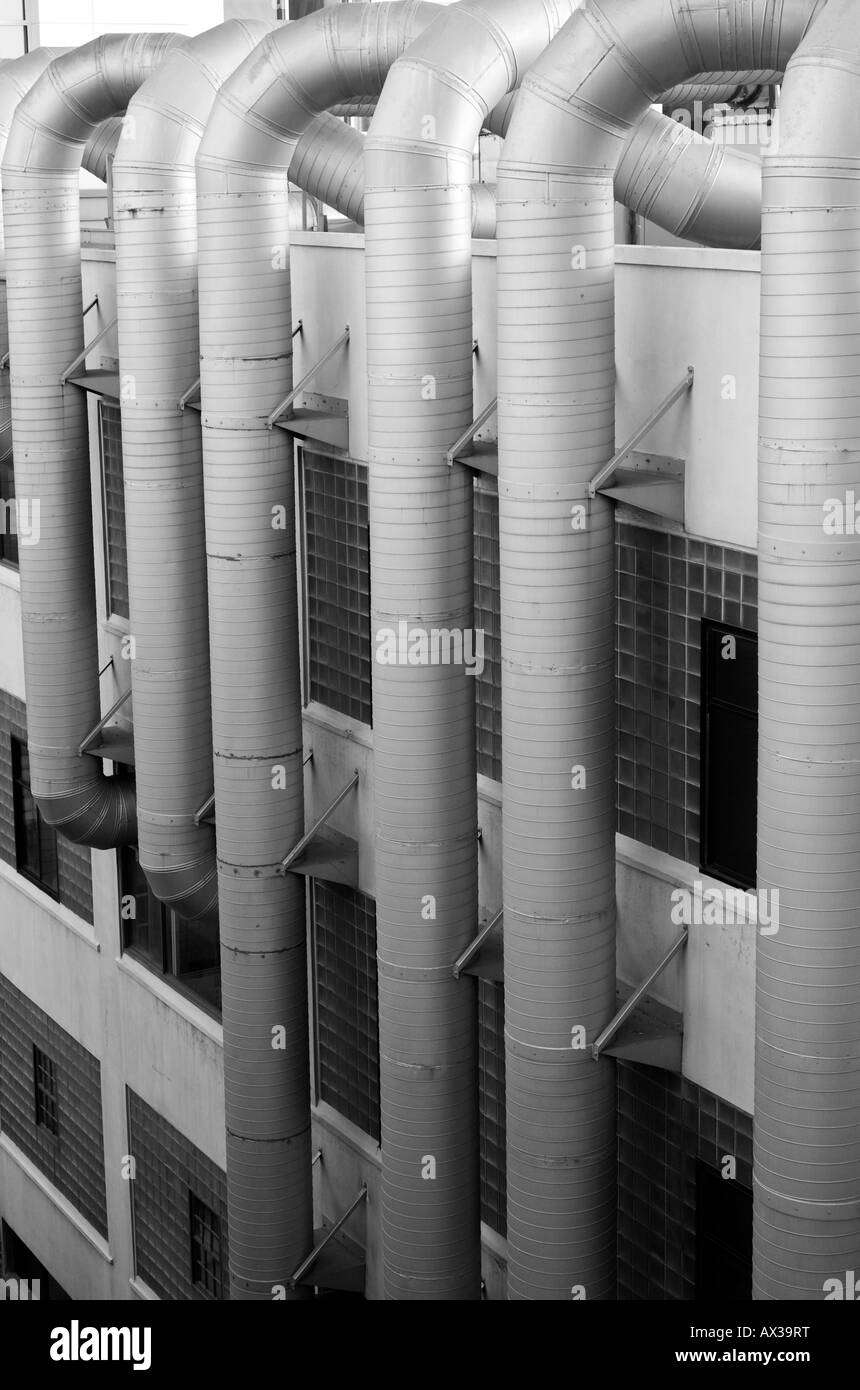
(33, 0), (224, 48)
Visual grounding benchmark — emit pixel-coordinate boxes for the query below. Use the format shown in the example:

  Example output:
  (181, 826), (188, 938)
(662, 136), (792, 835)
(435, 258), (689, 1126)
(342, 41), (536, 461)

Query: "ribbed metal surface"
(194, 1), (439, 1300)
(755, 0), (860, 1299)
(495, 0), (823, 1301)
(296, 106), (761, 249)
(364, 0), (576, 1301)
(3, 34), (182, 849)
(113, 21), (269, 928)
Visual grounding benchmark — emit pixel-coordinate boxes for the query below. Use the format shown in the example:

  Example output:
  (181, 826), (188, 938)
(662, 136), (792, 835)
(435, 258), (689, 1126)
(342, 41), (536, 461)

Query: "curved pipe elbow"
(616, 106), (762, 250)
(40, 776), (137, 850)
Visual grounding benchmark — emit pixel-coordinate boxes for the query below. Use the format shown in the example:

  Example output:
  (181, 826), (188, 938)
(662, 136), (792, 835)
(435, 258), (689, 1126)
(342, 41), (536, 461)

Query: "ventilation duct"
(294, 105), (762, 248)
(194, 0), (441, 1300)
(364, 0), (578, 1301)
(0, 50), (66, 454)
(494, 0), (824, 1299)
(3, 33), (183, 849)
(754, 0), (860, 1299)
(112, 19), (272, 931)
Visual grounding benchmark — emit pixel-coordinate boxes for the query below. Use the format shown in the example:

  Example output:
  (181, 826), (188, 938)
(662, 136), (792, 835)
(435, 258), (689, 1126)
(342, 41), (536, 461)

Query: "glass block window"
(478, 979), (506, 1235)
(33, 1046), (58, 1137)
(11, 736), (59, 898)
(0, 971), (108, 1236)
(0, 449), (17, 569)
(474, 479), (501, 782)
(0, 694), (93, 922)
(312, 879), (380, 1141)
(99, 400), (129, 620)
(616, 520), (758, 865)
(189, 1192), (225, 1300)
(127, 1089), (229, 1301)
(302, 450), (371, 724)
(119, 845), (221, 1018)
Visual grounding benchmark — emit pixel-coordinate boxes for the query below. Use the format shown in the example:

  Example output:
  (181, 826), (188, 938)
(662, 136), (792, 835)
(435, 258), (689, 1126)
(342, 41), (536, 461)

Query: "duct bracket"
(588, 365), (693, 520)
(277, 768), (359, 887)
(61, 316), (119, 386)
(178, 376), (201, 413)
(592, 929), (687, 1072)
(289, 1185), (367, 1293)
(266, 325), (350, 431)
(79, 685), (133, 764)
(446, 396), (498, 475)
(452, 908), (503, 981)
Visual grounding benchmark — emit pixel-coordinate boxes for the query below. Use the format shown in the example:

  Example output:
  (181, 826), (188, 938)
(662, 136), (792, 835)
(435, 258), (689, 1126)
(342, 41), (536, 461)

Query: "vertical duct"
(3, 33), (183, 848)
(193, 1), (440, 1299)
(0, 49), (65, 433)
(112, 20), (271, 928)
(494, 0), (822, 1299)
(755, 0), (860, 1298)
(363, 0), (576, 1301)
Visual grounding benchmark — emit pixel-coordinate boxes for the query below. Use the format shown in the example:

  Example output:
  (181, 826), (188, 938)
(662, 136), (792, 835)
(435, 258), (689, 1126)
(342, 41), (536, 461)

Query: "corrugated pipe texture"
(3, 33), (182, 849)
(756, 0), (860, 1299)
(660, 69), (782, 112)
(0, 51), (66, 467)
(364, 0), (576, 1301)
(295, 104), (762, 248)
(112, 20), (271, 929)
(194, 0), (441, 1300)
(496, 0), (824, 1301)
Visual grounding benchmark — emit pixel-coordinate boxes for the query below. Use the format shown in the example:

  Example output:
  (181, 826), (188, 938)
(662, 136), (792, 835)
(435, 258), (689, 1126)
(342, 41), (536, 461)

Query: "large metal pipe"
(364, 0), (577, 1301)
(3, 34), (182, 850)
(495, 0), (824, 1300)
(755, 0), (860, 1299)
(0, 50), (66, 467)
(295, 105), (763, 248)
(112, 20), (271, 932)
(194, 0), (441, 1300)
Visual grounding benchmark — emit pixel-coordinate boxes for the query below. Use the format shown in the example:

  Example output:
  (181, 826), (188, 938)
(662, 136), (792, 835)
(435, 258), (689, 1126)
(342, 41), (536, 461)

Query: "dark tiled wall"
(127, 1089), (229, 1301)
(478, 978), (506, 1236)
(474, 480), (502, 783)
(313, 879), (380, 1143)
(617, 1062), (753, 1300)
(0, 972), (108, 1236)
(0, 689), (94, 923)
(304, 452), (372, 726)
(616, 521), (757, 864)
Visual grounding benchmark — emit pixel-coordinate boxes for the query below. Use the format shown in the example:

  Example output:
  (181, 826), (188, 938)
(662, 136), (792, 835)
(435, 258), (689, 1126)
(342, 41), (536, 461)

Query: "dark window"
(119, 846), (221, 1018)
(0, 449), (17, 569)
(11, 736), (59, 897)
(99, 399), (129, 619)
(695, 1159), (752, 1300)
(700, 621), (757, 888)
(1, 1221), (71, 1300)
(474, 479), (501, 782)
(32, 1045), (58, 1137)
(189, 1192), (225, 1300)
(478, 978), (506, 1235)
(302, 450), (372, 724)
(312, 879), (380, 1141)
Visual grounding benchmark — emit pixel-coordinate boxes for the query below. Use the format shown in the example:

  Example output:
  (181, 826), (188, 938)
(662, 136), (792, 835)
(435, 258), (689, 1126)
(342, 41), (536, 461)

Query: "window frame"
(32, 1044), (59, 1139)
(98, 398), (130, 621)
(188, 1190), (225, 1301)
(117, 845), (221, 1021)
(699, 617), (758, 891)
(11, 735), (60, 899)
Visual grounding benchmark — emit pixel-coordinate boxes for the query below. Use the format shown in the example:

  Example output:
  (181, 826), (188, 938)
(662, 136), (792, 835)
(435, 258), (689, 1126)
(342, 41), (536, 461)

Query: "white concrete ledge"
(114, 954), (223, 1049)
(0, 1133), (113, 1264)
(0, 859), (100, 952)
